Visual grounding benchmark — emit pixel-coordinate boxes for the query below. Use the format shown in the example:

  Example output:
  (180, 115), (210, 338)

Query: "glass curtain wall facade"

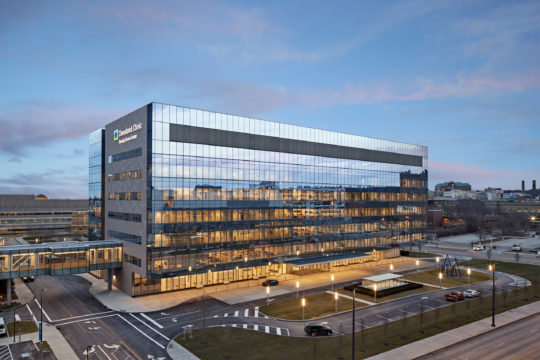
(89, 129), (105, 241)
(132, 103), (428, 296)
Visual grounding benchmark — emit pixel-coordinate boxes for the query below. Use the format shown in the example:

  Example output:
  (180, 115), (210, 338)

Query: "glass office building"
(94, 102), (427, 296)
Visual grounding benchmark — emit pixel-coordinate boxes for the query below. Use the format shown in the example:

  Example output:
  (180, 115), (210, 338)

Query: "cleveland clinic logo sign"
(114, 123), (143, 144)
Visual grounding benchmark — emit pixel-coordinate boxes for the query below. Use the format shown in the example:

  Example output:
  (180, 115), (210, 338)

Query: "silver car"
(463, 289), (480, 298)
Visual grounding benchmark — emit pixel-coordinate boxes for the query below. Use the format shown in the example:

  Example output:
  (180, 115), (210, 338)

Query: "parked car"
(261, 279), (279, 287)
(463, 289), (480, 298)
(473, 244), (485, 251)
(512, 244), (522, 252)
(445, 291), (465, 302)
(22, 276), (34, 282)
(0, 317), (5, 336)
(304, 324), (333, 336)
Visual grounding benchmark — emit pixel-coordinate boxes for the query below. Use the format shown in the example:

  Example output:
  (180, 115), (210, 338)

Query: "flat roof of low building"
(0, 240), (121, 253)
(280, 252), (370, 267)
(363, 273), (403, 283)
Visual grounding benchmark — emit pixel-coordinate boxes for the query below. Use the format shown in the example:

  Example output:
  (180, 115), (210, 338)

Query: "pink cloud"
(0, 100), (122, 155)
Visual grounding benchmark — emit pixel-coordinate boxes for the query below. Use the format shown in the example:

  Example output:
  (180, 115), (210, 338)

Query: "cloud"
(0, 100), (121, 156)
(429, 160), (530, 190)
(0, 168), (87, 198)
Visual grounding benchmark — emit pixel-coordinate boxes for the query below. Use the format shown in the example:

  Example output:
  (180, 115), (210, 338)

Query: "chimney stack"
(522, 180), (525, 193)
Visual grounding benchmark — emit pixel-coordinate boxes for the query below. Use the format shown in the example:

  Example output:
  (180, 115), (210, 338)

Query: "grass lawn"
(404, 269), (491, 288)
(0, 302), (21, 311)
(7, 321), (38, 336)
(35, 341), (52, 352)
(259, 292), (361, 320)
(339, 284), (439, 304)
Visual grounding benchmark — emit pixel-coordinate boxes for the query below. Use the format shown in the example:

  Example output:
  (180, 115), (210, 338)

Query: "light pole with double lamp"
(416, 260), (419, 272)
(331, 274), (335, 291)
(373, 283), (377, 304)
(296, 280), (300, 299)
(301, 297), (306, 320)
(39, 288), (47, 359)
(489, 264), (495, 327)
(334, 291), (338, 312)
(266, 286), (270, 306)
(436, 256), (440, 272)
(439, 272), (443, 289)
(467, 267), (471, 284)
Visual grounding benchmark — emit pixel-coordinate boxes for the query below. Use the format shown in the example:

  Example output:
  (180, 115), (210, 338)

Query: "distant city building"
(0, 194), (88, 235)
(435, 181), (471, 192)
(91, 102), (428, 296)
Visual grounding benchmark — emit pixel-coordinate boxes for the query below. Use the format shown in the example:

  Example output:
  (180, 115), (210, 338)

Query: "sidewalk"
(366, 300), (540, 360)
(13, 278), (34, 305)
(0, 322), (78, 360)
(81, 257), (431, 312)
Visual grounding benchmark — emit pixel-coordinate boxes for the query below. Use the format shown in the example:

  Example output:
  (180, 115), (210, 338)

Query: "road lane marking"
(213, 315), (218, 318)
(376, 314), (390, 320)
(97, 344), (113, 360)
(276, 328), (281, 335)
(56, 314), (117, 326)
(285, 328), (290, 336)
(243, 324), (247, 329)
(495, 342), (505, 348)
(117, 315), (165, 349)
(26, 304), (38, 325)
(400, 309), (415, 315)
(254, 325), (258, 331)
(244, 309), (249, 317)
(140, 313), (164, 329)
(254, 309), (259, 317)
(34, 299), (52, 322)
(265, 326), (269, 333)
(157, 310), (200, 320)
(234, 311), (239, 317)
(224, 313), (228, 317)
(15, 314), (21, 321)
(53, 310), (115, 323)
(129, 314), (169, 341)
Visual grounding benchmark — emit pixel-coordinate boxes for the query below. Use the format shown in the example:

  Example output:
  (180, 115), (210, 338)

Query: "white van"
(0, 317), (5, 336)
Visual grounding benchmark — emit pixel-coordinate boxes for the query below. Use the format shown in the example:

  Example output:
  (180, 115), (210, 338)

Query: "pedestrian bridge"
(0, 240), (122, 279)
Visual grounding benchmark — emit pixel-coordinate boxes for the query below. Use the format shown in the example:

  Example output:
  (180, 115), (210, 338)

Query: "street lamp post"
(373, 284), (377, 303)
(489, 264), (495, 327)
(467, 267), (471, 284)
(301, 297), (306, 320)
(436, 256), (440, 272)
(296, 280), (299, 299)
(334, 291), (338, 312)
(390, 264), (394, 272)
(39, 288), (47, 359)
(416, 260), (419, 272)
(86, 345), (94, 360)
(352, 287), (356, 360)
(266, 286), (270, 306)
(331, 274), (335, 291)
(439, 272), (443, 289)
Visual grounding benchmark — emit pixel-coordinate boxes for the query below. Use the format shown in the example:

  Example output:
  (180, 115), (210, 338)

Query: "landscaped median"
(176, 260), (540, 360)
(259, 291), (361, 320)
(404, 268), (491, 288)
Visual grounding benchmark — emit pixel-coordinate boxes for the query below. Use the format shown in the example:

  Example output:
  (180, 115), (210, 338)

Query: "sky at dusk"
(0, 0), (539, 198)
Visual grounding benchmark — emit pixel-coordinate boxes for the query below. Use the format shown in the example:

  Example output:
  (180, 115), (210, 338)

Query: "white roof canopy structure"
(363, 273), (403, 283)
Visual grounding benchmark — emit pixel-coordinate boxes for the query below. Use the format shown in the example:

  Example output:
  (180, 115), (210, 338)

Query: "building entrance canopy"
(280, 252), (371, 267)
(0, 240), (122, 280)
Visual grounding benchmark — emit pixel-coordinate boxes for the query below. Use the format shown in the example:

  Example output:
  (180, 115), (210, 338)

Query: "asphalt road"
(424, 243), (540, 266)
(417, 312), (540, 360)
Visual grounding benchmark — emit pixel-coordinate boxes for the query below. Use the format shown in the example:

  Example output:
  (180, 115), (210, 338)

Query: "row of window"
(108, 211), (142, 222)
(107, 230), (142, 244)
(151, 221), (425, 248)
(124, 254), (141, 267)
(108, 147), (142, 163)
(153, 206), (425, 224)
(108, 192), (142, 201)
(108, 169), (142, 182)
(154, 188), (426, 202)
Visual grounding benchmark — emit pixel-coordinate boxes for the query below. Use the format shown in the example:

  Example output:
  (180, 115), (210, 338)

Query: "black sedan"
(261, 279), (279, 286)
(304, 324), (333, 336)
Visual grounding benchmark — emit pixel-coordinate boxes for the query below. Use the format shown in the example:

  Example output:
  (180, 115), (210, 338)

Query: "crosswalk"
(220, 323), (290, 336)
(0, 345), (12, 360)
(214, 308), (269, 319)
